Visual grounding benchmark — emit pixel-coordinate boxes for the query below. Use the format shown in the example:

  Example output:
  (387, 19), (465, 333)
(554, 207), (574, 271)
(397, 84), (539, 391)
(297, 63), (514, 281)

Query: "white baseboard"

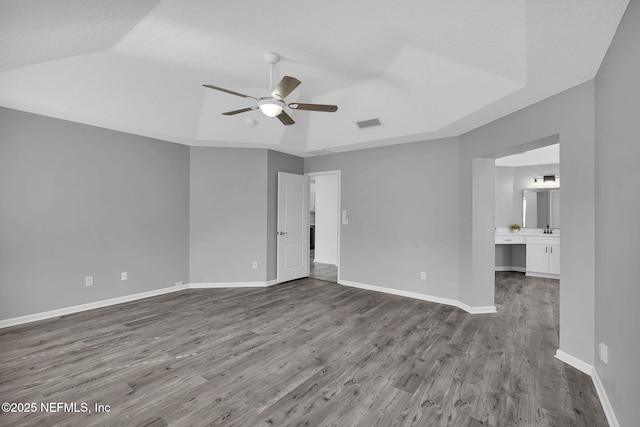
(495, 266), (526, 273)
(0, 284), (188, 329)
(0, 280), (280, 329)
(457, 302), (498, 314)
(189, 280), (276, 289)
(555, 350), (620, 426)
(554, 349), (593, 375)
(338, 279), (497, 314)
(592, 368), (620, 427)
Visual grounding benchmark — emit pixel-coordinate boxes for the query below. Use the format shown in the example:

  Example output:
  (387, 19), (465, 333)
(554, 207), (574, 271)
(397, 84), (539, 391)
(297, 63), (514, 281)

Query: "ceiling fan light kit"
(203, 52), (338, 126)
(258, 97), (285, 117)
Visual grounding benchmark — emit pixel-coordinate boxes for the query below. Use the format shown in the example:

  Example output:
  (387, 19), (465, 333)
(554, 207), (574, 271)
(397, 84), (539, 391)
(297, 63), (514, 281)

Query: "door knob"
(278, 231), (288, 236)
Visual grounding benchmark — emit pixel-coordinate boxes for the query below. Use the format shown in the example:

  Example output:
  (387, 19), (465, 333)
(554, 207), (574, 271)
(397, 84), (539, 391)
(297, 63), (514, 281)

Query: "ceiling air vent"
(356, 118), (382, 129)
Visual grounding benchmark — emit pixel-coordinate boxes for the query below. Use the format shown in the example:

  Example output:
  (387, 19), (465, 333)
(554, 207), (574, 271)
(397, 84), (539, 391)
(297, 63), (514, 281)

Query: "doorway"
(493, 142), (560, 277)
(307, 171), (340, 283)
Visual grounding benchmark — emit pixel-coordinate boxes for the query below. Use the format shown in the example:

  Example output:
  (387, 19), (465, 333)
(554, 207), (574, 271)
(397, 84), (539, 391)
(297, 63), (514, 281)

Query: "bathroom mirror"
(523, 188), (560, 229)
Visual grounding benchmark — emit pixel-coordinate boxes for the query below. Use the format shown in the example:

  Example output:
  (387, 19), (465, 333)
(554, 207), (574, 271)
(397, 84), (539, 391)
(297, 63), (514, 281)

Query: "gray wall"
(494, 166), (515, 227)
(470, 159), (496, 306)
(459, 81), (596, 364)
(189, 147), (303, 284)
(594, 0), (640, 425)
(0, 107), (189, 320)
(305, 138), (461, 300)
(266, 150), (303, 281)
(495, 245), (526, 270)
(189, 147), (268, 283)
(494, 245), (512, 268)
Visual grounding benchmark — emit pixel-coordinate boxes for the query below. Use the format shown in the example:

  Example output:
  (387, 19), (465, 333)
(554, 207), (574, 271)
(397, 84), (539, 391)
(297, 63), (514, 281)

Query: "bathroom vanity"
(494, 177), (560, 278)
(495, 230), (560, 279)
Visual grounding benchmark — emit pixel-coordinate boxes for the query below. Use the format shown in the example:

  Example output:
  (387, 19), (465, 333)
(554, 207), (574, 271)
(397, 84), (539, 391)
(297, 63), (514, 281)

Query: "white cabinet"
(526, 237), (560, 278)
(526, 244), (549, 273)
(548, 244), (560, 275)
(495, 234), (560, 277)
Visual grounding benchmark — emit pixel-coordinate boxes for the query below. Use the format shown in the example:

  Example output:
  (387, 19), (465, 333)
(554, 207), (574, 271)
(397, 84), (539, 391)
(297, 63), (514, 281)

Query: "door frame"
(305, 170), (341, 283)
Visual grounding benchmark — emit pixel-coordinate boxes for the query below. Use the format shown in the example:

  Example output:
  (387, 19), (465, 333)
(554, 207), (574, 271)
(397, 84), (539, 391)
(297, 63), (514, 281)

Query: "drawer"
(527, 236), (560, 245)
(495, 235), (525, 244)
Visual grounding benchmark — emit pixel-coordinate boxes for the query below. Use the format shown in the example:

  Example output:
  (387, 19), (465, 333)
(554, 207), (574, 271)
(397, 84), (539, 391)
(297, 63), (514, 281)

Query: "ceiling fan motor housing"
(264, 52), (280, 65)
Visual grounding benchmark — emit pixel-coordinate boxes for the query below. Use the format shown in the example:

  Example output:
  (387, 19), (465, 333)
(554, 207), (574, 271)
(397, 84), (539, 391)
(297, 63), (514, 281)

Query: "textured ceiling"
(0, 0), (629, 156)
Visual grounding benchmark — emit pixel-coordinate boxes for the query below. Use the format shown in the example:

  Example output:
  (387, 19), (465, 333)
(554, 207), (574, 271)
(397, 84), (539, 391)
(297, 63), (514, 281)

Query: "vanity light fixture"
(532, 175), (560, 188)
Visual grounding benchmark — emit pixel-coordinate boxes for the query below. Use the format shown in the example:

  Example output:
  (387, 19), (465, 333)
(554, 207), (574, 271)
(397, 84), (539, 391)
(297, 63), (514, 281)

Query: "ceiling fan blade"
(288, 103), (338, 112)
(272, 76), (301, 99)
(203, 84), (257, 100)
(277, 111), (295, 126)
(222, 106), (258, 116)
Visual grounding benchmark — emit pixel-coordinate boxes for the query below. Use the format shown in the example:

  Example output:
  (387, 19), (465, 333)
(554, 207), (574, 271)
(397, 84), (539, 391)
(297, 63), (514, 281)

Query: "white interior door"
(277, 172), (309, 283)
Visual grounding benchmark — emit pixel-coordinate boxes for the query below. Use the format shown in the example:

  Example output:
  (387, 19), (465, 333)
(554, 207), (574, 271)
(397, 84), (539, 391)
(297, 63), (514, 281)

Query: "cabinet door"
(526, 244), (549, 273)
(548, 244), (561, 275)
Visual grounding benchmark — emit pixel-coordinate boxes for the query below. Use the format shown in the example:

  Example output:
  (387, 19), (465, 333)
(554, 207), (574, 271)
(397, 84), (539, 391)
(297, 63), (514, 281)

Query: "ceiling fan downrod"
(264, 52), (280, 91)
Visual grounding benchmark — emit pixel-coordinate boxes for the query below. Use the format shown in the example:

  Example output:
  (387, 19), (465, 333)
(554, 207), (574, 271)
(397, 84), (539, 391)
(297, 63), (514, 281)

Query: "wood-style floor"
(309, 261), (338, 283)
(0, 273), (607, 426)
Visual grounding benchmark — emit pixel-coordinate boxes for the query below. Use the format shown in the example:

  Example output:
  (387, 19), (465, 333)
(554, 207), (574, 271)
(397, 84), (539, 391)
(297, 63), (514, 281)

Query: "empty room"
(1, 1), (638, 426)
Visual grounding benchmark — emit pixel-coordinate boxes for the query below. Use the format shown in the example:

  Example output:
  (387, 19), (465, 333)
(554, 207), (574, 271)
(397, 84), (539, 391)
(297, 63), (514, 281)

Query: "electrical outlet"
(252, 262), (258, 270)
(599, 342), (608, 364)
(85, 276), (94, 287)
(420, 271), (426, 280)
(175, 281), (183, 287)
(121, 272), (128, 281)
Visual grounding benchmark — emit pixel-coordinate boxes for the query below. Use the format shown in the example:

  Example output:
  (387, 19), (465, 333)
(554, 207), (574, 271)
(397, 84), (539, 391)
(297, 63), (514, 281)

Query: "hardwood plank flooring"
(309, 262), (338, 283)
(0, 272), (607, 426)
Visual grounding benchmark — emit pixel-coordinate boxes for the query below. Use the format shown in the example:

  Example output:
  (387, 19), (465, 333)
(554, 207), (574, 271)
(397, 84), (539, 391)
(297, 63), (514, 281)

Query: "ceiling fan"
(203, 52), (338, 126)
